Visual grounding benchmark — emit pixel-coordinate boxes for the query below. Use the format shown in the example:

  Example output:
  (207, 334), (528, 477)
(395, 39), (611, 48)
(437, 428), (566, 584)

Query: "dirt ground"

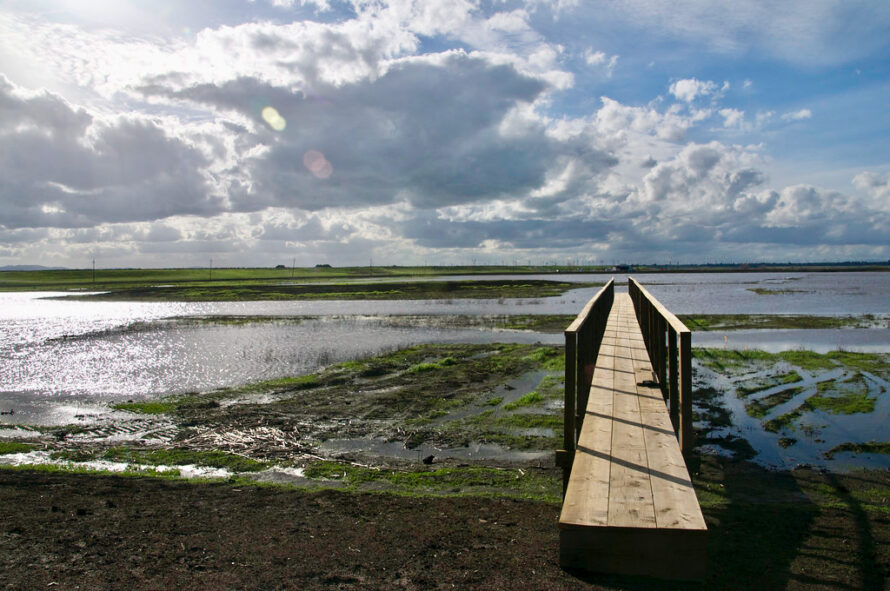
(2, 460), (889, 591)
(0, 470), (585, 591)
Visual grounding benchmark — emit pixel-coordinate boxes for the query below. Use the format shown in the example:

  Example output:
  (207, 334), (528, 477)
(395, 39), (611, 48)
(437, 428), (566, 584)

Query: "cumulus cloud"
(0, 76), (221, 230)
(853, 171), (890, 206)
(1, 1), (888, 266)
(141, 51), (614, 213)
(669, 78), (719, 102)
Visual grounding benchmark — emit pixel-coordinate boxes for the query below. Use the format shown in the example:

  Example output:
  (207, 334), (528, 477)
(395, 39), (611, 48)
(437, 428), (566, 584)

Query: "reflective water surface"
(1, 271), (889, 470)
(2, 272), (889, 402)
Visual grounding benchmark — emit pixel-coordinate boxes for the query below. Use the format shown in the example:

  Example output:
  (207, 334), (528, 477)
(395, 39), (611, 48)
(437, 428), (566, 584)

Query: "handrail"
(556, 278), (614, 492)
(627, 277), (694, 455)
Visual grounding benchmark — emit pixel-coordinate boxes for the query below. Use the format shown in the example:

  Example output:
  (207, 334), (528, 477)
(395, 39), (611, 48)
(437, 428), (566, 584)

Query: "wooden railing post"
(668, 326), (679, 432)
(560, 331), (577, 493)
(679, 330), (693, 455)
(628, 277), (694, 458)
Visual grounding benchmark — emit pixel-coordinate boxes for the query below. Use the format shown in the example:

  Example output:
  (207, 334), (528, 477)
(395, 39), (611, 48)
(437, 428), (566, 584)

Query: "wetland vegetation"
(74, 278), (592, 302)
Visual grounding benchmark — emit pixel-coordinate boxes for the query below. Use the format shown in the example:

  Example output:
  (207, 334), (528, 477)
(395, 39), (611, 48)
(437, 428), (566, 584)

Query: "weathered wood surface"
(559, 293), (707, 581)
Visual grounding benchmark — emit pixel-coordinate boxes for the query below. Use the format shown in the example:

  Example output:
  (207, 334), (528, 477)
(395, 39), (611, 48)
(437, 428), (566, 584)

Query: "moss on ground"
(745, 386), (805, 419)
(301, 461), (559, 501)
(0, 442), (38, 454)
(51, 447), (268, 472)
(681, 314), (874, 331)
(736, 371), (802, 398)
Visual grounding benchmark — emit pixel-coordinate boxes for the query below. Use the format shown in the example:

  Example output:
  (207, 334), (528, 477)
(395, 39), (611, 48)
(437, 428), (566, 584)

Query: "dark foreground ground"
(2, 458), (889, 591)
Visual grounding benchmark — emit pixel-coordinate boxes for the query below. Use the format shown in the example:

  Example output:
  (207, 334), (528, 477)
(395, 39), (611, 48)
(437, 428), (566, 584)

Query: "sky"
(0, 0), (889, 268)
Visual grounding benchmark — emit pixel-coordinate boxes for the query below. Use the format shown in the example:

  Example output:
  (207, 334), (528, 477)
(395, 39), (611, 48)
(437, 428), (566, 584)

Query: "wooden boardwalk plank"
(559, 293), (707, 581)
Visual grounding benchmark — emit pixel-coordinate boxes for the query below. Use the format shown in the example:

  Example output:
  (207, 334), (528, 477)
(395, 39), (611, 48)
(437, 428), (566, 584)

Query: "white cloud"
(669, 78), (718, 102)
(781, 108), (812, 121)
(0, 76), (222, 229)
(1, 1), (888, 266)
(853, 171), (890, 207)
(719, 108), (745, 128)
(584, 49), (619, 76)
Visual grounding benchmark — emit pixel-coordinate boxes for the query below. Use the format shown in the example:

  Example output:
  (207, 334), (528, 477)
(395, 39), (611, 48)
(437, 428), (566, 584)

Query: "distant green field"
(0, 266), (606, 301)
(0, 265), (607, 292)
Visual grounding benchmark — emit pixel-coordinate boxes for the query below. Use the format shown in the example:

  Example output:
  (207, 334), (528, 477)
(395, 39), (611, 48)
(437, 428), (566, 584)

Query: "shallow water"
(0, 315), (559, 403)
(694, 328), (890, 353)
(695, 358), (890, 471)
(2, 272), (890, 472)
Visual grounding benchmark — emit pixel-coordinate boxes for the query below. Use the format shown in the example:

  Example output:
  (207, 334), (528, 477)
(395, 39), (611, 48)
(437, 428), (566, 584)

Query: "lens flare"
(303, 150), (333, 179)
(261, 106), (286, 131)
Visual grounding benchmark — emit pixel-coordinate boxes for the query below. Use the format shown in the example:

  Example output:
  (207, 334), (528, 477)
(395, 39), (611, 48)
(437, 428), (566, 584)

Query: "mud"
(1, 344), (566, 486)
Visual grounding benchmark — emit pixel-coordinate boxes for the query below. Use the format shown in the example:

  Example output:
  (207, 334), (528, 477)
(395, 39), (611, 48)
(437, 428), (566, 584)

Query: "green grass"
(681, 314), (871, 331)
(763, 409), (803, 433)
(302, 461), (560, 501)
(779, 350), (838, 371)
(95, 447), (268, 472)
(502, 391), (544, 411)
(0, 463), (183, 479)
(494, 414), (561, 429)
(747, 288), (810, 296)
(520, 348), (564, 371)
(696, 348), (779, 373)
(112, 400), (179, 414)
(736, 371), (803, 398)
(804, 391), (875, 415)
(697, 347), (889, 375)
(825, 441), (890, 458)
(61, 278), (592, 302)
(0, 442), (38, 454)
(745, 386), (805, 419)
(407, 357), (458, 373)
(0, 265), (612, 292)
(483, 397), (504, 406)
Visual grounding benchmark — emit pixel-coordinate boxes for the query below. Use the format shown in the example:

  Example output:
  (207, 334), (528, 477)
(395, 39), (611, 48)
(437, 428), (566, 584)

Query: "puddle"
(694, 357), (890, 470)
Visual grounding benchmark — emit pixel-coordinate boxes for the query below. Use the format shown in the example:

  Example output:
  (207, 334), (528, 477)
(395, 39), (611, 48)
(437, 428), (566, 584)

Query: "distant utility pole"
(209, 257), (213, 281)
(92, 258), (95, 283)
(291, 257), (296, 278)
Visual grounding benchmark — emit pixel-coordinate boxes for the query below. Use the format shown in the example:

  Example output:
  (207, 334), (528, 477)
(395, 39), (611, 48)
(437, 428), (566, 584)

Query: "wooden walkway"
(559, 293), (707, 580)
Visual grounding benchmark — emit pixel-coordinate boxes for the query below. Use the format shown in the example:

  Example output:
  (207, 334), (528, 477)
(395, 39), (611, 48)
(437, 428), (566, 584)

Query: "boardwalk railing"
(556, 278), (614, 491)
(627, 277), (694, 455)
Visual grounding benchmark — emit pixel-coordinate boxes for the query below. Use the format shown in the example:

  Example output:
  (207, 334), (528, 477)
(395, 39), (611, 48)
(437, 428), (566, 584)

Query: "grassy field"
(0, 266), (604, 301)
(0, 265), (605, 292)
